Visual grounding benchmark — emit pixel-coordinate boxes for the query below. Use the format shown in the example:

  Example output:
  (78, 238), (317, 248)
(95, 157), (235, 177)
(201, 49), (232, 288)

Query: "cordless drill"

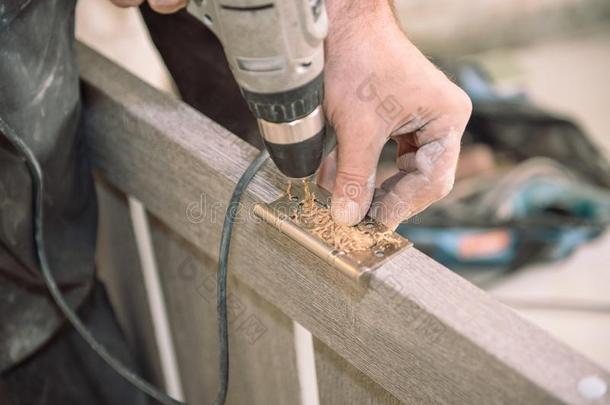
(187, 0), (328, 179)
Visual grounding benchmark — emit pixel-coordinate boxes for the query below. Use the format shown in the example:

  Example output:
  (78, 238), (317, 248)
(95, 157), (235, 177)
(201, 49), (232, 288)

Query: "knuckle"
(447, 84), (473, 119)
(335, 169), (369, 187)
(456, 87), (473, 117)
(334, 170), (374, 200)
(431, 177), (454, 201)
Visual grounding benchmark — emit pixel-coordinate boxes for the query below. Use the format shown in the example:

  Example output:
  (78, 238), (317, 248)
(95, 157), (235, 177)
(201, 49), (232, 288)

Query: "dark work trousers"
(0, 284), (148, 405)
(0, 1), (146, 404)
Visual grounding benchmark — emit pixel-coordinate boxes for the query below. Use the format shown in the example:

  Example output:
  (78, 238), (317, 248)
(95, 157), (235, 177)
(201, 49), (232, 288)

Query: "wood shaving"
(288, 180), (401, 254)
(286, 181), (293, 200)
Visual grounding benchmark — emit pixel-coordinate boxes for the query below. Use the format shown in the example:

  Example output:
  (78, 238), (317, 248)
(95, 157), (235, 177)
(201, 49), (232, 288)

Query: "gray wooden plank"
(95, 178), (165, 388)
(79, 43), (610, 405)
(148, 217), (301, 405)
(314, 337), (402, 405)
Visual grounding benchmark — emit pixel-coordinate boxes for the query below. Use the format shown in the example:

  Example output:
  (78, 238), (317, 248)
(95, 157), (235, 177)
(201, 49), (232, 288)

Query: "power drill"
(188, 0), (328, 179)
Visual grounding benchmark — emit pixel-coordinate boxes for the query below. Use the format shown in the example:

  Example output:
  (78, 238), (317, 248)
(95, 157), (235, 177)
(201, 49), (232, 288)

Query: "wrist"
(325, 0), (395, 22)
(325, 0), (406, 51)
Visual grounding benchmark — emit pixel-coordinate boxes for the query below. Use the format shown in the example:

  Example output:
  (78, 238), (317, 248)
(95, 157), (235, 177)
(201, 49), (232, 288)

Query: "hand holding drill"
(110, 0), (472, 230)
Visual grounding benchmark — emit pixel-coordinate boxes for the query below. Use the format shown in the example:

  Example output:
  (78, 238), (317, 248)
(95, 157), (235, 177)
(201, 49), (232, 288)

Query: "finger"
(317, 149), (336, 193)
(331, 122), (385, 226)
(147, 0), (188, 13)
(370, 122), (462, 229)
(110, 0), (145, 7)
(393, 135), (418, 173)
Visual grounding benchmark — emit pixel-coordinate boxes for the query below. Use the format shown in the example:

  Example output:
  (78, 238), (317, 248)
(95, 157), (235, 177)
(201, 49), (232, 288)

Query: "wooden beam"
(149, 217), (302, 405)
(95, 179), (165, 388)
(313, 337), (401, 405)
(79, 43), (610, 405)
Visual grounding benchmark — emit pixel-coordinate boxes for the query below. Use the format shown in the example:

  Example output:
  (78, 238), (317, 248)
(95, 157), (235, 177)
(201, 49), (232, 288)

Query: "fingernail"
(368, 203), (388, 227)
(331, 197), (362, 226)
(369, 200), (408, 231)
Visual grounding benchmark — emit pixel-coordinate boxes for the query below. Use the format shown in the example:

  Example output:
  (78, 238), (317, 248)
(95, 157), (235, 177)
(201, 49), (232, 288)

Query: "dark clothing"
(0, 1), (258, 403)
(0, 284), (148, 405)
(1, 1), (146, 404)
(140, 3), (261, 149)
(0, 0), (96, 370)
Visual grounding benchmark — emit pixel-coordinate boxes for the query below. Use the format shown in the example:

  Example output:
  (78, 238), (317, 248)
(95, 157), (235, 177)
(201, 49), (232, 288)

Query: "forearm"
(323, 0), (418, 74)
(325, 0), (400, 43)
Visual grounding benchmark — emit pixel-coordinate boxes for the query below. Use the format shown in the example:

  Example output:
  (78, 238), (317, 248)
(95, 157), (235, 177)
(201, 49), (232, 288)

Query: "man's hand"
(109, 0), (187, 13)
(318, 1), (472, 230)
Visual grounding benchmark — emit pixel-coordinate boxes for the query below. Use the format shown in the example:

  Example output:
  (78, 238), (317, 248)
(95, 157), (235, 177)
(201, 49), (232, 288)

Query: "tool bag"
(397, 64), (610, 272)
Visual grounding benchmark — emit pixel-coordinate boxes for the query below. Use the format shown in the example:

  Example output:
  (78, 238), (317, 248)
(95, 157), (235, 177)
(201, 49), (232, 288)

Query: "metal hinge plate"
(254, 182), (412, 284)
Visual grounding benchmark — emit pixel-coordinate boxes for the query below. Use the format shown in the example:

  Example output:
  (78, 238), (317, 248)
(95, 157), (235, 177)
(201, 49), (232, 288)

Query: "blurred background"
(75, 0), (610, 370)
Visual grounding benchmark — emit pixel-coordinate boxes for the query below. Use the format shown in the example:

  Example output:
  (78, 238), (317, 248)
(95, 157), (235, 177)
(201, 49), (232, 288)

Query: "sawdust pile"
(290, 181), (400, 254)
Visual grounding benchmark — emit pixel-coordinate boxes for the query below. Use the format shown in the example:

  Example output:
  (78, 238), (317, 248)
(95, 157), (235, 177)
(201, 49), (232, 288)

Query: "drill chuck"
(258, 106), (325, 179)
(187, 0), (328, 178)
(243, 73), (326, 178)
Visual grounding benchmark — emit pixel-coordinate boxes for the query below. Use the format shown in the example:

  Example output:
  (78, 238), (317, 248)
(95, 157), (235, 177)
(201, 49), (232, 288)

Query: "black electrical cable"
(0, 114), (268, 405)
(0, 116), (184, 405)
(215, 149), (269, 405)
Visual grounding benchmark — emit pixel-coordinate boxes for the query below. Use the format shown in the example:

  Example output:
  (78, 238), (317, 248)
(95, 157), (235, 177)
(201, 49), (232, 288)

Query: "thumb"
(331, 131), (383, 226)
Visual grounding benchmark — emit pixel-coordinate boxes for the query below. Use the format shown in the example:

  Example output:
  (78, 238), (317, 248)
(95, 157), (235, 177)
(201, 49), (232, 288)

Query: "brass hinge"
(254, 182), (412, 284)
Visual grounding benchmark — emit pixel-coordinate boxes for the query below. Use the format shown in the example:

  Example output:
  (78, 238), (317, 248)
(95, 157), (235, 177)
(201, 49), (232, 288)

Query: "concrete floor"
(75, 1), (610, 371)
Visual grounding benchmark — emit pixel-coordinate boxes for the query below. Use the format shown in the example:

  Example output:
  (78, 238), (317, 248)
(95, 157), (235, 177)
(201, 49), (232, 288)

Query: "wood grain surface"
(95, 179), (166, 389)
(80, 43), (610, 405)
(149, 217), (301, 405)
(314, 337), (402, 405)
